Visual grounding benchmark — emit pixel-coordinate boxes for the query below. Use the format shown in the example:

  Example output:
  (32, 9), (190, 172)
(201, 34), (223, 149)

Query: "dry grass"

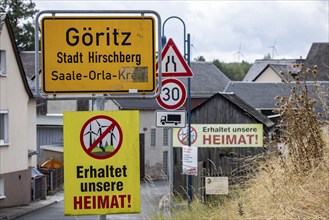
(161, 65), (329, 219)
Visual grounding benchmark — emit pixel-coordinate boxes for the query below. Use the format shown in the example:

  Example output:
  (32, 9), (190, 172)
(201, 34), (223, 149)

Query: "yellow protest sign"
(64, 111), (140, 215)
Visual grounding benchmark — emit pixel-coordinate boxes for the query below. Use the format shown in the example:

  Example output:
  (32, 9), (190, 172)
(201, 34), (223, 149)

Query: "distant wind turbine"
(269, 39), (278, 59)
(234, 43), (244, 62)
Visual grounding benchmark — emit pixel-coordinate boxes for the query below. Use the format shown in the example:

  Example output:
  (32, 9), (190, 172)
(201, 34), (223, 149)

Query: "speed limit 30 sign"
(156, 78), (187, 110)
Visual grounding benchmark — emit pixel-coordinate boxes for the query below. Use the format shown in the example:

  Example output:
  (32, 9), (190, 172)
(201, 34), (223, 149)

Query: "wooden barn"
(173, 92), (275, 199)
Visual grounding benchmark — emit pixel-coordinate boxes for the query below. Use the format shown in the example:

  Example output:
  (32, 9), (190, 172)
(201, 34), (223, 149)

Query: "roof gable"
(304, 42), (329, 81)
(244, 59), (300, 82)
(191, 92), (275, 128)
(0, 13), (33, 97)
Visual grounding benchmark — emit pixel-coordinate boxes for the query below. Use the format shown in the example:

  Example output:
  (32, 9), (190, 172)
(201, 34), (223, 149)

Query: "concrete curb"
(0, 201), (58, 220)
(0, 190), (64, 220)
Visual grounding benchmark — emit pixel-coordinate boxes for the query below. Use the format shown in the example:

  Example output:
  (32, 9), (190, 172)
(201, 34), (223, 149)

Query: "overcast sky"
(33, 0), (329, 63)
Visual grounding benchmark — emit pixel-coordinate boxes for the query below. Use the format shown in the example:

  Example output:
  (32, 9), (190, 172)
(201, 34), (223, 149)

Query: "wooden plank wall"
(173, 94), (267, 199)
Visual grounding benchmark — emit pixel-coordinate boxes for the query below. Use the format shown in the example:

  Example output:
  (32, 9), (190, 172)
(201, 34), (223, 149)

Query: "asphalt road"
(17, 180), (170, 220)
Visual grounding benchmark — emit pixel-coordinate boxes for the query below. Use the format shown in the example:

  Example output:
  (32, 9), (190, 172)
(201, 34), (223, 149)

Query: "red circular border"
(156, 78), (187, 110)
(177, 126), (198, 146)
(80, 115), (123, 160)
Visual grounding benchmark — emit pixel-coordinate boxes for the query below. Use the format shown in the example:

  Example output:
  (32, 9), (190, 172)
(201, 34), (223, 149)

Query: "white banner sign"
(173, 124), (263, 147)
(205, 177), (229, 195)
(182, 146), (198, 175)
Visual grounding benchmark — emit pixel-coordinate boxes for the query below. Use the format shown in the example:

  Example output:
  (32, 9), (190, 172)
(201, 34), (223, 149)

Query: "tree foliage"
(1, 0), (39, 51)
(262, 53), (272, 60)
(193, 56), (252, 81)
(194, 56), (206, 62)
(213, 59), (252, 81)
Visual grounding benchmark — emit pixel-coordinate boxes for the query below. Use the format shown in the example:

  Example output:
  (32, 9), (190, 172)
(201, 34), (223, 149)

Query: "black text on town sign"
(66, 27), (132, 47)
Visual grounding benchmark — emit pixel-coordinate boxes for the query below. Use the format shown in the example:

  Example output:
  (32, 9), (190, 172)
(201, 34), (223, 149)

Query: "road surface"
(18, 180), (170, 220)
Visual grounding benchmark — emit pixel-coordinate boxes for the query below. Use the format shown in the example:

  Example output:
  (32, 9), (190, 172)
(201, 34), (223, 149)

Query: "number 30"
(162, 87), (180, 101)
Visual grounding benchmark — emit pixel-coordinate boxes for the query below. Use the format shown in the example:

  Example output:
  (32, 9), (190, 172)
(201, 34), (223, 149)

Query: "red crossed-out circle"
(156, 78), (187, 110)
(177, 126), (198, 146)
(80, 115), (123, 160)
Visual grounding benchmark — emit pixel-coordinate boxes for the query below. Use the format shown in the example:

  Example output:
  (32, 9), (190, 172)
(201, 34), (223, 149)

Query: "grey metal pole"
(187, 33), (192, 204)
(168, 128), (174, 211)
(93, 96), (106, 220)
(162, 16), (193, 205)
(161, 35), (174, 212)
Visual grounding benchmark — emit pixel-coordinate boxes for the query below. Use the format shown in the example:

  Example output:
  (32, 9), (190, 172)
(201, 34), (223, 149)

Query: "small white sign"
(182, 145), (198, 175)
(155, 110), (186, 128)
(205, 177), (229, 195)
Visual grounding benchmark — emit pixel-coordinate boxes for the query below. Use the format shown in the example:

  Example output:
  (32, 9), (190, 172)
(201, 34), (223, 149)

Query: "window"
(0, 177), (5, 199)
(162, 151), (168, 175)
(0, 50), (6, 76)
(0, 110), (9, 145)
(150, 128), (156, 147)
(163, 128), (168, 146)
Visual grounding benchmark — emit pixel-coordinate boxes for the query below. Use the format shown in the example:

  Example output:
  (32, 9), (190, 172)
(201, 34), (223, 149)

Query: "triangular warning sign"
(156, 38), (193, 78)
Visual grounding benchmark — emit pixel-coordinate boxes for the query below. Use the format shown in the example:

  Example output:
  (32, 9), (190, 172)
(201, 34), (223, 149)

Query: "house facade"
(0, 14), (37, 207)
(243, 43), (329, 83)
(243, 59), (302, 82)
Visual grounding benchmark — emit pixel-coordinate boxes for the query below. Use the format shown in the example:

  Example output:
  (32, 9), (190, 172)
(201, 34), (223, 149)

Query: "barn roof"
(192, 92), (275, 128)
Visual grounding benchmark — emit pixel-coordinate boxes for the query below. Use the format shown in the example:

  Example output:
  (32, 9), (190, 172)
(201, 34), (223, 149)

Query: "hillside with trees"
(194, 56), (252, 81)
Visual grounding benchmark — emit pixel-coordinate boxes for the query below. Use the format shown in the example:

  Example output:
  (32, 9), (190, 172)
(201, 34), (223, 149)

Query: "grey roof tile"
(116, 62), (231, 109)
(220, 93), (275, 127)
(304, 42), (329, 81)
(20, 51), (36, 79)
(224, 81), (329, 113)
(180, 61), (231, 97)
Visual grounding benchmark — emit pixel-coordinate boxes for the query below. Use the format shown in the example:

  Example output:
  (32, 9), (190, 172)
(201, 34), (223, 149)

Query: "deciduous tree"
(1, 0), (39, 51)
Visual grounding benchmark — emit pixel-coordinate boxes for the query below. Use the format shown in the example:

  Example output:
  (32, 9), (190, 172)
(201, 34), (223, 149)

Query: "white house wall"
(255, 68), (282, 82)
(139, 110), (168, 179)
(47, 100), (77, 114)
(0, 23), (35, 174)
(0, 17), (36, 207)
(27, 99), (37, 168)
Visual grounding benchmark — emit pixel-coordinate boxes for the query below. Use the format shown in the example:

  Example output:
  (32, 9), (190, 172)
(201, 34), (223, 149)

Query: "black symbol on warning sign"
(165, 55), (177, 72)
(80, 115), (123, 159)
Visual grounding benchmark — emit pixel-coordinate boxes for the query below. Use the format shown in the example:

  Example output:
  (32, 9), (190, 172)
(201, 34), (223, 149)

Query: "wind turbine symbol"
(269, 39), (278, 59)
(108, 127), (117, 148)
(83, 123), (98, 149)
(95, 120), (110, 151)
(234, 43), (244, 62)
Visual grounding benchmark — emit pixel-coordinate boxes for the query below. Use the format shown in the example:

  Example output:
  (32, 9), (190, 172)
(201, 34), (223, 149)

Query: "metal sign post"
(92, 97), (106, 220)
(162, 16), (193, 207)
